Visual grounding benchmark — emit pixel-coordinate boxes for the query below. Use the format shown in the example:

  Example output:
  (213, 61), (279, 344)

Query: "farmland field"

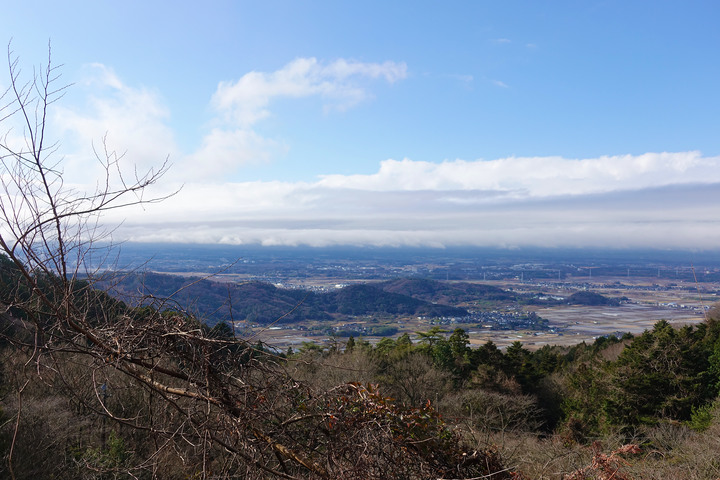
(235, 275), (713, 350)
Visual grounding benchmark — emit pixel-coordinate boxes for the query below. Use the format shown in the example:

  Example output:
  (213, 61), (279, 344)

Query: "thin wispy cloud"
(53, 64), (179, 187)
(444, 73), (474, 85)
(212, 57), (407, 127)
(57, 58), (407, 182)
(199, 57), (406, 177)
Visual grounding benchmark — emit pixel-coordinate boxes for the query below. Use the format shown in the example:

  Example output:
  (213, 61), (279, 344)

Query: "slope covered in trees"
(567, 290), (622, 306)
(105, 273), (628, 327)
(292, 312), (720, 478)
(4, 238), (720, 478)
(0, 253), (519, 479)
(2, 47), (720, 479)
(379, 277), (515, 303)
(103, 273), (470, 324)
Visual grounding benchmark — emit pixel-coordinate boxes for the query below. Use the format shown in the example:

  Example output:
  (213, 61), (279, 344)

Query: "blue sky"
(2, 1), (720, 249)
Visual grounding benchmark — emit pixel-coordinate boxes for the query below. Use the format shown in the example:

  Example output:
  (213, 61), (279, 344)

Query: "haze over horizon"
(2, 1), (720, 250)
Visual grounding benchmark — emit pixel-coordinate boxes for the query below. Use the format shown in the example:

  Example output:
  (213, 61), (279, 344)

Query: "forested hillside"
(291, 315), (720, 478)
(103, 273), (471, 324)
(0, 254), (514, 479)
(379, 277), (515, 303)
(3, 245), (720, 478)
(103, 273), (623, 327)
(1, 47), (719, 480)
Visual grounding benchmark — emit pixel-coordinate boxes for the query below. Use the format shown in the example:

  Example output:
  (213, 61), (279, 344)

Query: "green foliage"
(561, 359), (614, 437)
(75, 431), (132, 478)
(208, 320), (235, 339)
(707, 332), (720, 392)
(605, 321), (715, 425)
(373, 337), (397, 357)
(688, 402), (715, 432)
(567, 290), (621, 306)
(369, 325), (398, 336)
(345, 335), (356, 352)
(560, 319), (720, 437)
(280, 317), (720, 443)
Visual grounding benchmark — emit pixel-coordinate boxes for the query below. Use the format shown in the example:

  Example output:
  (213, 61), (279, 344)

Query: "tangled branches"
(0, 44), (516, 479)
(564, 443), (642, 480)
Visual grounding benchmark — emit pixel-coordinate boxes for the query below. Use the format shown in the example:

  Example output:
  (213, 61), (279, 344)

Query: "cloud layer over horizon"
(104, 152), (720, 250)
(43, 58), (720, 251)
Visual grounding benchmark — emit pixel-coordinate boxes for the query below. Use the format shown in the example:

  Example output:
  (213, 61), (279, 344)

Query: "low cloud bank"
(109, 166), (720, 250)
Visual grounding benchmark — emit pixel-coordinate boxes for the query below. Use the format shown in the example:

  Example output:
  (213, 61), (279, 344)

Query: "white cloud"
(100, 152), (720, 250)
(54, 58), (407, 183)
(316, 152), (719, 197)
(114, 187), (720, 250)
(85, 63), (125, 90)
(182, 128), (287, 179)
(211, 57), (408, 127)
(186, 57), (407, 178)
(54, 64), (179, 187)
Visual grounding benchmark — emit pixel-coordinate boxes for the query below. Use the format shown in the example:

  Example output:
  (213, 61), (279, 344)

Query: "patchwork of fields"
(236, 275), (712, 350)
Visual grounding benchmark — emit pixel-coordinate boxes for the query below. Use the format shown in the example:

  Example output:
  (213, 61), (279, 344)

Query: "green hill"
(567, 290), (621, 306)
(380, 277), (514, 303)
(103, 273), (468, 324)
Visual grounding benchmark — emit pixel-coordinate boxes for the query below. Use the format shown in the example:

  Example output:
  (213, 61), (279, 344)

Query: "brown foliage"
(564, 443), (641, 480)
(0, 45), (515, 479)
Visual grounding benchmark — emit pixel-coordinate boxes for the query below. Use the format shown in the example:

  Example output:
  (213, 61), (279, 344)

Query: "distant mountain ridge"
(101, 273), (473, 325)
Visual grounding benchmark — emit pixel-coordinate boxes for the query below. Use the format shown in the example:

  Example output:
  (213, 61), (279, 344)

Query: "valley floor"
(228, 274), (712, 350)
